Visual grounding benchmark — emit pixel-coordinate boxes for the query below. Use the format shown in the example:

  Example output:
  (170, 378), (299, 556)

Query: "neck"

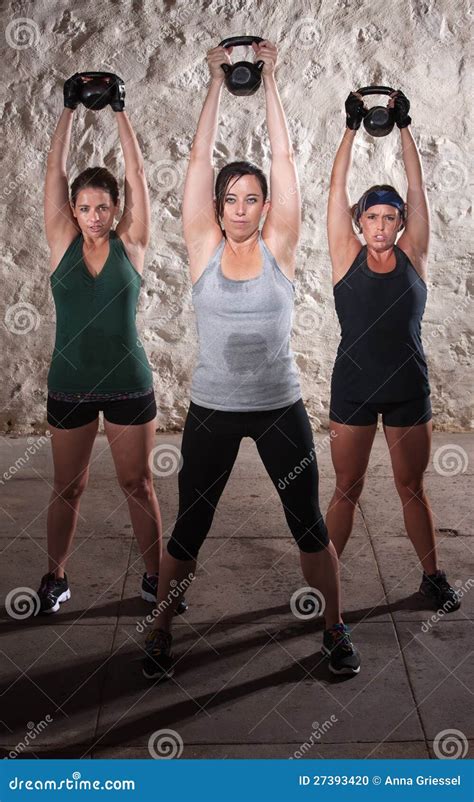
(366, 244), (395, 264)
(82, 232), (110, 249)
(224, 230), (260, 254)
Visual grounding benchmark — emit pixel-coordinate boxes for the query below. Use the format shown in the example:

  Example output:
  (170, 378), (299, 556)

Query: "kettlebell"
(219, 36), (264, 96)
(76, 72), (117, 110)
(356, 86), (396, 137)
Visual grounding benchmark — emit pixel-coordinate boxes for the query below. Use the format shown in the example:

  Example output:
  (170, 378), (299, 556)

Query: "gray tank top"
(190, 235), (302, 411)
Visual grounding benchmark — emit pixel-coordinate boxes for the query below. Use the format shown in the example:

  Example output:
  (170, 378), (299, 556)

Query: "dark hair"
(215, 161), (268, 225)
(70, 167), (119, 206)
(351, 184), (406, 233)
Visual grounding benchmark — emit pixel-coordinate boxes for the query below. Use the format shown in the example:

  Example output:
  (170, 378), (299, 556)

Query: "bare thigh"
(103, 419), (157, 485)
(49, 418), (99, 490)
(330, 421), (377, 493)
(383, 421), (432, 484)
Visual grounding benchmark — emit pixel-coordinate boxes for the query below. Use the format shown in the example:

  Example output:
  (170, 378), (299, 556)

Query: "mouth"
(374, 235), (386, 241)
(89, 225), (103, 231)
(232, 220), (247, 225)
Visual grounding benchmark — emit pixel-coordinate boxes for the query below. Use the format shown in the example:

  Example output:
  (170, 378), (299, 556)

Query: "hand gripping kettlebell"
(76, 72), (121, 110)
(356, 86), (396, 137)
(219, 36), (264, 96)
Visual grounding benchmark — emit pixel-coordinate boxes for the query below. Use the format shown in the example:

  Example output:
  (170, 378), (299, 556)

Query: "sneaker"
(321, 623), (361, 675)
(37, 572), (71, 614)
(141, 573), (188, 615)
(419, 570), (460, 612)
(142, 628), (174, 680)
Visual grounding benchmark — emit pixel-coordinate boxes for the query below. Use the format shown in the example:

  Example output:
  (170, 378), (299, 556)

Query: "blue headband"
(361, 189), (405, 214)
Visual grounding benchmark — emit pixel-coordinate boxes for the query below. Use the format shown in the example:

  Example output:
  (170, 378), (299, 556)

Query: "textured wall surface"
(0, 0), (472, 433)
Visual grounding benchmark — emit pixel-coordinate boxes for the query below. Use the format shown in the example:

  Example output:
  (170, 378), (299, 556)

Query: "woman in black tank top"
(326, 90), (459, 613)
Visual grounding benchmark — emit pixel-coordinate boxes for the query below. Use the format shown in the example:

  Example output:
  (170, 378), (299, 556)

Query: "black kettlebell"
(76, 71), (117, 110)
(219, 36), (264, 96)
(356, 86), (396, 137)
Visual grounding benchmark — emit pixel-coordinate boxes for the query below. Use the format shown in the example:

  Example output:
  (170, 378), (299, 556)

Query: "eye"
(225, 197), (235, 203)
(247, 197), (257, 204)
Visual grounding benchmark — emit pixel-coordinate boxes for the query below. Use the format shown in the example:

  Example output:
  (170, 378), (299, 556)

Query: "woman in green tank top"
(37, 73), (187, 616)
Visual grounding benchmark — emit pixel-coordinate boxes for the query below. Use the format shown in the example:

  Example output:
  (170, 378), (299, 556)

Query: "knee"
(394, 474), (424, 500)
(334, 475), (365, 505)
(53, 475), (88, 501)
(167, 532), (202, 561)
(120, 473), (155, 500)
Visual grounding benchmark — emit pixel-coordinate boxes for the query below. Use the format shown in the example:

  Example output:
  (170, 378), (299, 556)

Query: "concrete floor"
(0, 431), (472, 760)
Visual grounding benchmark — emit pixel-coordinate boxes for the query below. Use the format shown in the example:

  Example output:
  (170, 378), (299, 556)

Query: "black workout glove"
(345, 92), (366, 130)
(393, 90), (411, 128)
(109, 74), (125, 111)
(63, 73), (82, 109)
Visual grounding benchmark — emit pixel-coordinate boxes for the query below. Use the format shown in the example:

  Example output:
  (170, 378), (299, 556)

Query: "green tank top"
(47, 231), (153, 393)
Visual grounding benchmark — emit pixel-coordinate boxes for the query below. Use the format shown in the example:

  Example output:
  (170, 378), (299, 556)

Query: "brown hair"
(351, 184), (406, 233)
(70, 167), (119, 206)
(215, 161), (268, 226)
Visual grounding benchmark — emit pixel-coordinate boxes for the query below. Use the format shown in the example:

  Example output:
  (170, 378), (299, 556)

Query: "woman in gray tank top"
(143, 41), (360, 679)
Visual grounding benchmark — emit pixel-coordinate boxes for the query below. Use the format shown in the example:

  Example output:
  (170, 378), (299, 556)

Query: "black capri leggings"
(167, 398), (329, 561)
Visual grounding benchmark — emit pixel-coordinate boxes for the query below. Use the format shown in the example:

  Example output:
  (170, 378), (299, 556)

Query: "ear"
(399, 204), (407, 230)
(262, 199), (271, 217)
(70, 201), (77, 219)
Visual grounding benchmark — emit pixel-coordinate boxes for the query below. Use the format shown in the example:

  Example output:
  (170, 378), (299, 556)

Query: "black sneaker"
(142, 628), (175, 680)
(37, 572), (71, 614)
(419, 570), (461, 612)
(141, 573), (188, 615)
(321, 623), (361, 675)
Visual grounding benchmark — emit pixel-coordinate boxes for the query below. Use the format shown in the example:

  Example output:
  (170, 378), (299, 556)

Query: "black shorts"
(329, 394), (432, 427)
(47, 390), (157, 430)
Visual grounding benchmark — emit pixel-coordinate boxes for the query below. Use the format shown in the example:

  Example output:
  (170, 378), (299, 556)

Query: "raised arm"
(327, 93), (365, 284)
(392, 92), (430, 276)
(182, 46), (231, 282)
(257, 41), (300, 276)
(115, 109), (151, 265)
(44, 96), (80, 266)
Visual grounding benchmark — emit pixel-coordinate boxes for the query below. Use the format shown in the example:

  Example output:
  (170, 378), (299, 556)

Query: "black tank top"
(331, 245), (430, 403)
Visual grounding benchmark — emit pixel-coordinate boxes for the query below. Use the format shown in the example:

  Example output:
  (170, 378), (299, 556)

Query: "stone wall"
(1, 0), (472, 433)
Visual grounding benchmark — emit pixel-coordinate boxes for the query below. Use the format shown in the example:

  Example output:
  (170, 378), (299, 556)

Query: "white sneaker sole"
(42, 588), (71, 614)
(141, 589), (156, 603)
(142, 666), (175, 680)
(321, 645), (361, 675)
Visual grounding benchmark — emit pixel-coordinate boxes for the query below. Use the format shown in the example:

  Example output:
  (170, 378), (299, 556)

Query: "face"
(359, 204), (403, 250)
(71, 188), (119, 238)
(218, 174), (270, 238)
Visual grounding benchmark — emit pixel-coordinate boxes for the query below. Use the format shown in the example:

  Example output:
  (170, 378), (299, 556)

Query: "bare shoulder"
(396, 236), (428, 282)
(331, 237), (363, 286)
(261, 234), (296, 281)
(48, 226), (80, 272)
(187, 230), (223, 285)
(116, 233), (146, 274)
